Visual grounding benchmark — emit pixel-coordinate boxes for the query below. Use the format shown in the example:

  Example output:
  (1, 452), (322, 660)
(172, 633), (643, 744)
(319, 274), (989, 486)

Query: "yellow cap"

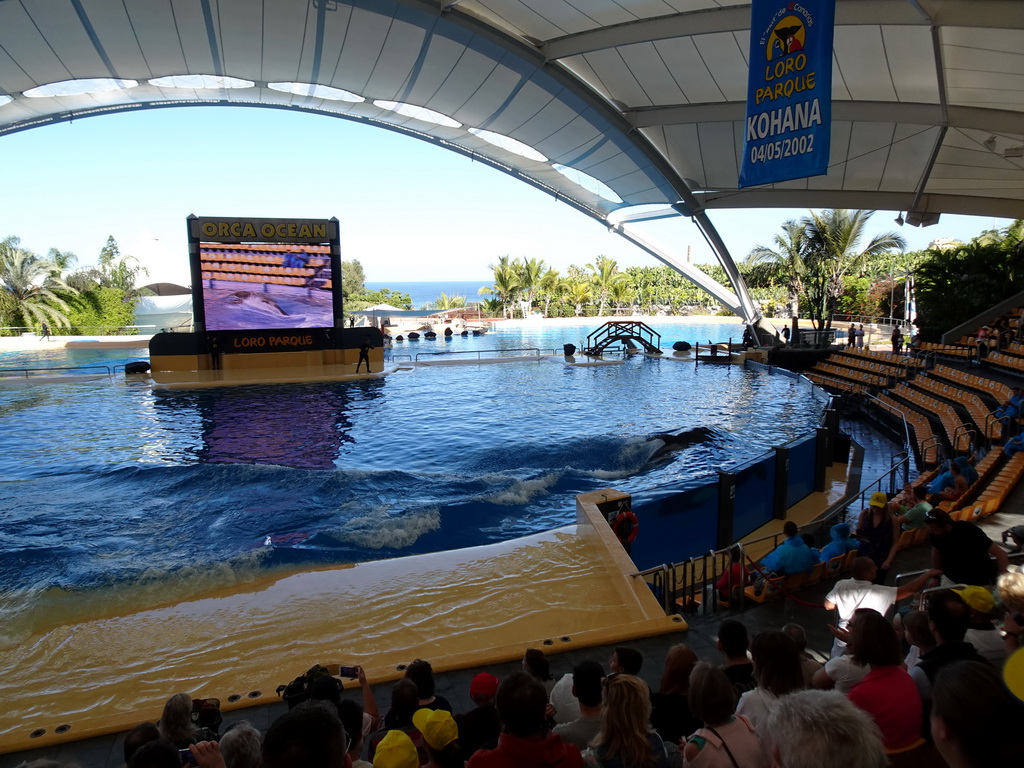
(954, 585), (995, 614)
(373, 730), (419, 768)
(413, 707), (459, 750)
(1004, 648), (1024, 703)
(869, 491), (888, 508)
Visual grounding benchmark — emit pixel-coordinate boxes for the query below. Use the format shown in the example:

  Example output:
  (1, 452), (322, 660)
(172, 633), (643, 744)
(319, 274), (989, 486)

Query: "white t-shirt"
(966, 626), (1007, 665)
(735, 687), (778, 729)
(549, 672), (580, 724)
(825, 578), (898, 657)
(822, 656), (868, 694)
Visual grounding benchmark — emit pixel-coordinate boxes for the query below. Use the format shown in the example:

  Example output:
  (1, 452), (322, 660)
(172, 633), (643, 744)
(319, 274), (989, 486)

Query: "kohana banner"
(740, 0), (835, 188)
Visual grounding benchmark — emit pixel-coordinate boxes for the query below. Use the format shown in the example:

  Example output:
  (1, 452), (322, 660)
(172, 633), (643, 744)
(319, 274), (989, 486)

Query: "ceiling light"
(895, 213), (904, 226)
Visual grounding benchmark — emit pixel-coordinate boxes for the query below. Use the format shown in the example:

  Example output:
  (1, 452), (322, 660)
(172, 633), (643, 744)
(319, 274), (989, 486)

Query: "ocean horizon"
(364, 280), (491, 310)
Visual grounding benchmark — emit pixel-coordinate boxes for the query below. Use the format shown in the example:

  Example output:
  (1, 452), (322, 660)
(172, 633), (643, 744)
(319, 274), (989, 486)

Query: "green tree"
(586, 255), (627, 316)
(567, 281), (593, 316)
(69, 236), (146, 298)
(835, 275), (872, 316)
(0, 237), (77, 331)
(98, 235), (145, 294)
(745, 219), (808, 318)
(479, 297), (504, 317)
(479, 255), (520, 318)
(348, 288), (412, 310)
(431, 292), (467, 310)
(65, 286), (137, 334)
(608, 279), (634, 312)
(514, 257), (545, 317)
(537, 267), (566, 317)
(47, 247), (78, 274)
(340, 259), (366, 300)
(624, 266), (658, 313)
(802, 210), (906, 330)
(914, 230), (1024, 341)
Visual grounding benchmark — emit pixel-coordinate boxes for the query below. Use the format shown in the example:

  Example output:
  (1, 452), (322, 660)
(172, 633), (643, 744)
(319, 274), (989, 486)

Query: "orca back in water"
(646, 426), (718, 461)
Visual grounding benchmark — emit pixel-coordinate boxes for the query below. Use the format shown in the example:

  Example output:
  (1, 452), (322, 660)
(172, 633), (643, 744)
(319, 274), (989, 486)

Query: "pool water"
(0, 320), (820, 644)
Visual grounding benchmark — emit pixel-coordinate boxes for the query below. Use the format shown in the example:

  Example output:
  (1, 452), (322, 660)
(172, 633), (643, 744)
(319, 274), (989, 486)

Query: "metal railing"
(954, 423), (977, 454)
(653, 445), (914, 618)
(863, 392), (915, 459)
(0, 365), (113, 378)
(0, 325), (157, 337)
(921, 435), (944, 466)
(414, 347), (547, 362)
(832, 313), (906, 328)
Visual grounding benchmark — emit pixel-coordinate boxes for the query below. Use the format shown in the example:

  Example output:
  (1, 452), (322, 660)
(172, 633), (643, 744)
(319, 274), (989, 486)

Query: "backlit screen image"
(198, 242), (335, 331)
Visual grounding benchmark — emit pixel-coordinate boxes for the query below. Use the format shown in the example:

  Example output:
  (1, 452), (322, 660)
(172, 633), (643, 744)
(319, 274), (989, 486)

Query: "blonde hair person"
(583, 674), (679, 768)
(159, 692), (197, 748)
(998, 571), (1024, 653)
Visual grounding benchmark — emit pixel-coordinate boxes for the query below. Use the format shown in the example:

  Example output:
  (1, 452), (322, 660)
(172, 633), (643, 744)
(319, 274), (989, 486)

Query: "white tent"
(134, 295), (193, 333)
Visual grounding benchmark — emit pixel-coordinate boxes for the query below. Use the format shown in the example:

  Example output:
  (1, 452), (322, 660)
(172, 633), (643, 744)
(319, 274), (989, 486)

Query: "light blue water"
(0, 321), (819, 642)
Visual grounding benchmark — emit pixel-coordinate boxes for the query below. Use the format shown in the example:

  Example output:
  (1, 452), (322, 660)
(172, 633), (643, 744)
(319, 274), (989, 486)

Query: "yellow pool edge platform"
(0, 494), (682, 756)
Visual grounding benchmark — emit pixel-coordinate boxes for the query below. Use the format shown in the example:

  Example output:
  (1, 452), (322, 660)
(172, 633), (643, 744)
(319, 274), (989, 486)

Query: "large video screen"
(188, 217), (340, 332)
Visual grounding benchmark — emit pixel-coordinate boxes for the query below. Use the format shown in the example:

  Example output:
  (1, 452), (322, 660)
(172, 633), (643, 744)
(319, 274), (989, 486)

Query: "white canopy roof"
(1, 0), (1021, 319)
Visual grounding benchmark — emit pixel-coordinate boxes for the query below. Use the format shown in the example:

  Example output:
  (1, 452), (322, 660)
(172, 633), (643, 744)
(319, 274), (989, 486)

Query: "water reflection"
(152, 381), (384, 469)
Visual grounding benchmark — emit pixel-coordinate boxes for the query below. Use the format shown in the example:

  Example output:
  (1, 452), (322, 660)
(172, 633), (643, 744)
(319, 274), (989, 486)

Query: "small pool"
(0, 320), (819, 642)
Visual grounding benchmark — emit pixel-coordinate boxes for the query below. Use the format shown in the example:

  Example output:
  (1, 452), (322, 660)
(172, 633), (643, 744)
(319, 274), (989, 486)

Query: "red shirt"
(848, 665), (922, 751)
(714, 563), (748, 596)
(468, 732), (584, 768)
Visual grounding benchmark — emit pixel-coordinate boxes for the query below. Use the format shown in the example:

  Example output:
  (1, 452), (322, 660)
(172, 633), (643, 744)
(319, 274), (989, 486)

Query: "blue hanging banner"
(739, 0), (835, 188)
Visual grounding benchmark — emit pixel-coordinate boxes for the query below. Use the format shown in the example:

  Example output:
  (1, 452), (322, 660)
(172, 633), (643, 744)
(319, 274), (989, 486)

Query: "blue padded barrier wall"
(630, 483), (720, 570)
(786, 433), (818, 508)
(731, 453), (777, 540)
(622, 430), (823, 569)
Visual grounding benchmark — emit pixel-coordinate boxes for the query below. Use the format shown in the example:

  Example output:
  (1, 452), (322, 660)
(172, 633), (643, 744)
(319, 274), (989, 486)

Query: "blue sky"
(1, 106), (1011, 284)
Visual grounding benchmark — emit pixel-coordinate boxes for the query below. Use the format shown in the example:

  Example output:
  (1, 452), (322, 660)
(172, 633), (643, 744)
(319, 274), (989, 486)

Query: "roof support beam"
(696, 189), (1024, 219)
(541, 1), (1024, 61)
(611, 220), (744, 316)
(627, 102), (1024, 135)
(907, 24), (949, 215)
(541, 1), (947, 60)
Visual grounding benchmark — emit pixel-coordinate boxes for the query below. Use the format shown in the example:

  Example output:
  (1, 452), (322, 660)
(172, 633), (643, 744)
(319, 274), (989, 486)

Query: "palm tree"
(478, 297), (504, 317)
(0, 237), (77, 330)
(538, 267), (567, 317)
(608, 279), (634, 314)
(567, 281), (593, 316)
(478, 255), (520, 318)
(586, 255), (627, 316)
(802, 210), (906, 330)
(514, 257), (545, 317)
(47, 247), (78, 275)
(745, 219), (808, 319)
(432, 292), (466, 310)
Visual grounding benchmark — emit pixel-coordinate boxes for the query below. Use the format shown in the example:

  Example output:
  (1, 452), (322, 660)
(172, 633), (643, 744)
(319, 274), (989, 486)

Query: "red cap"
(469, 673), (499, 700)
